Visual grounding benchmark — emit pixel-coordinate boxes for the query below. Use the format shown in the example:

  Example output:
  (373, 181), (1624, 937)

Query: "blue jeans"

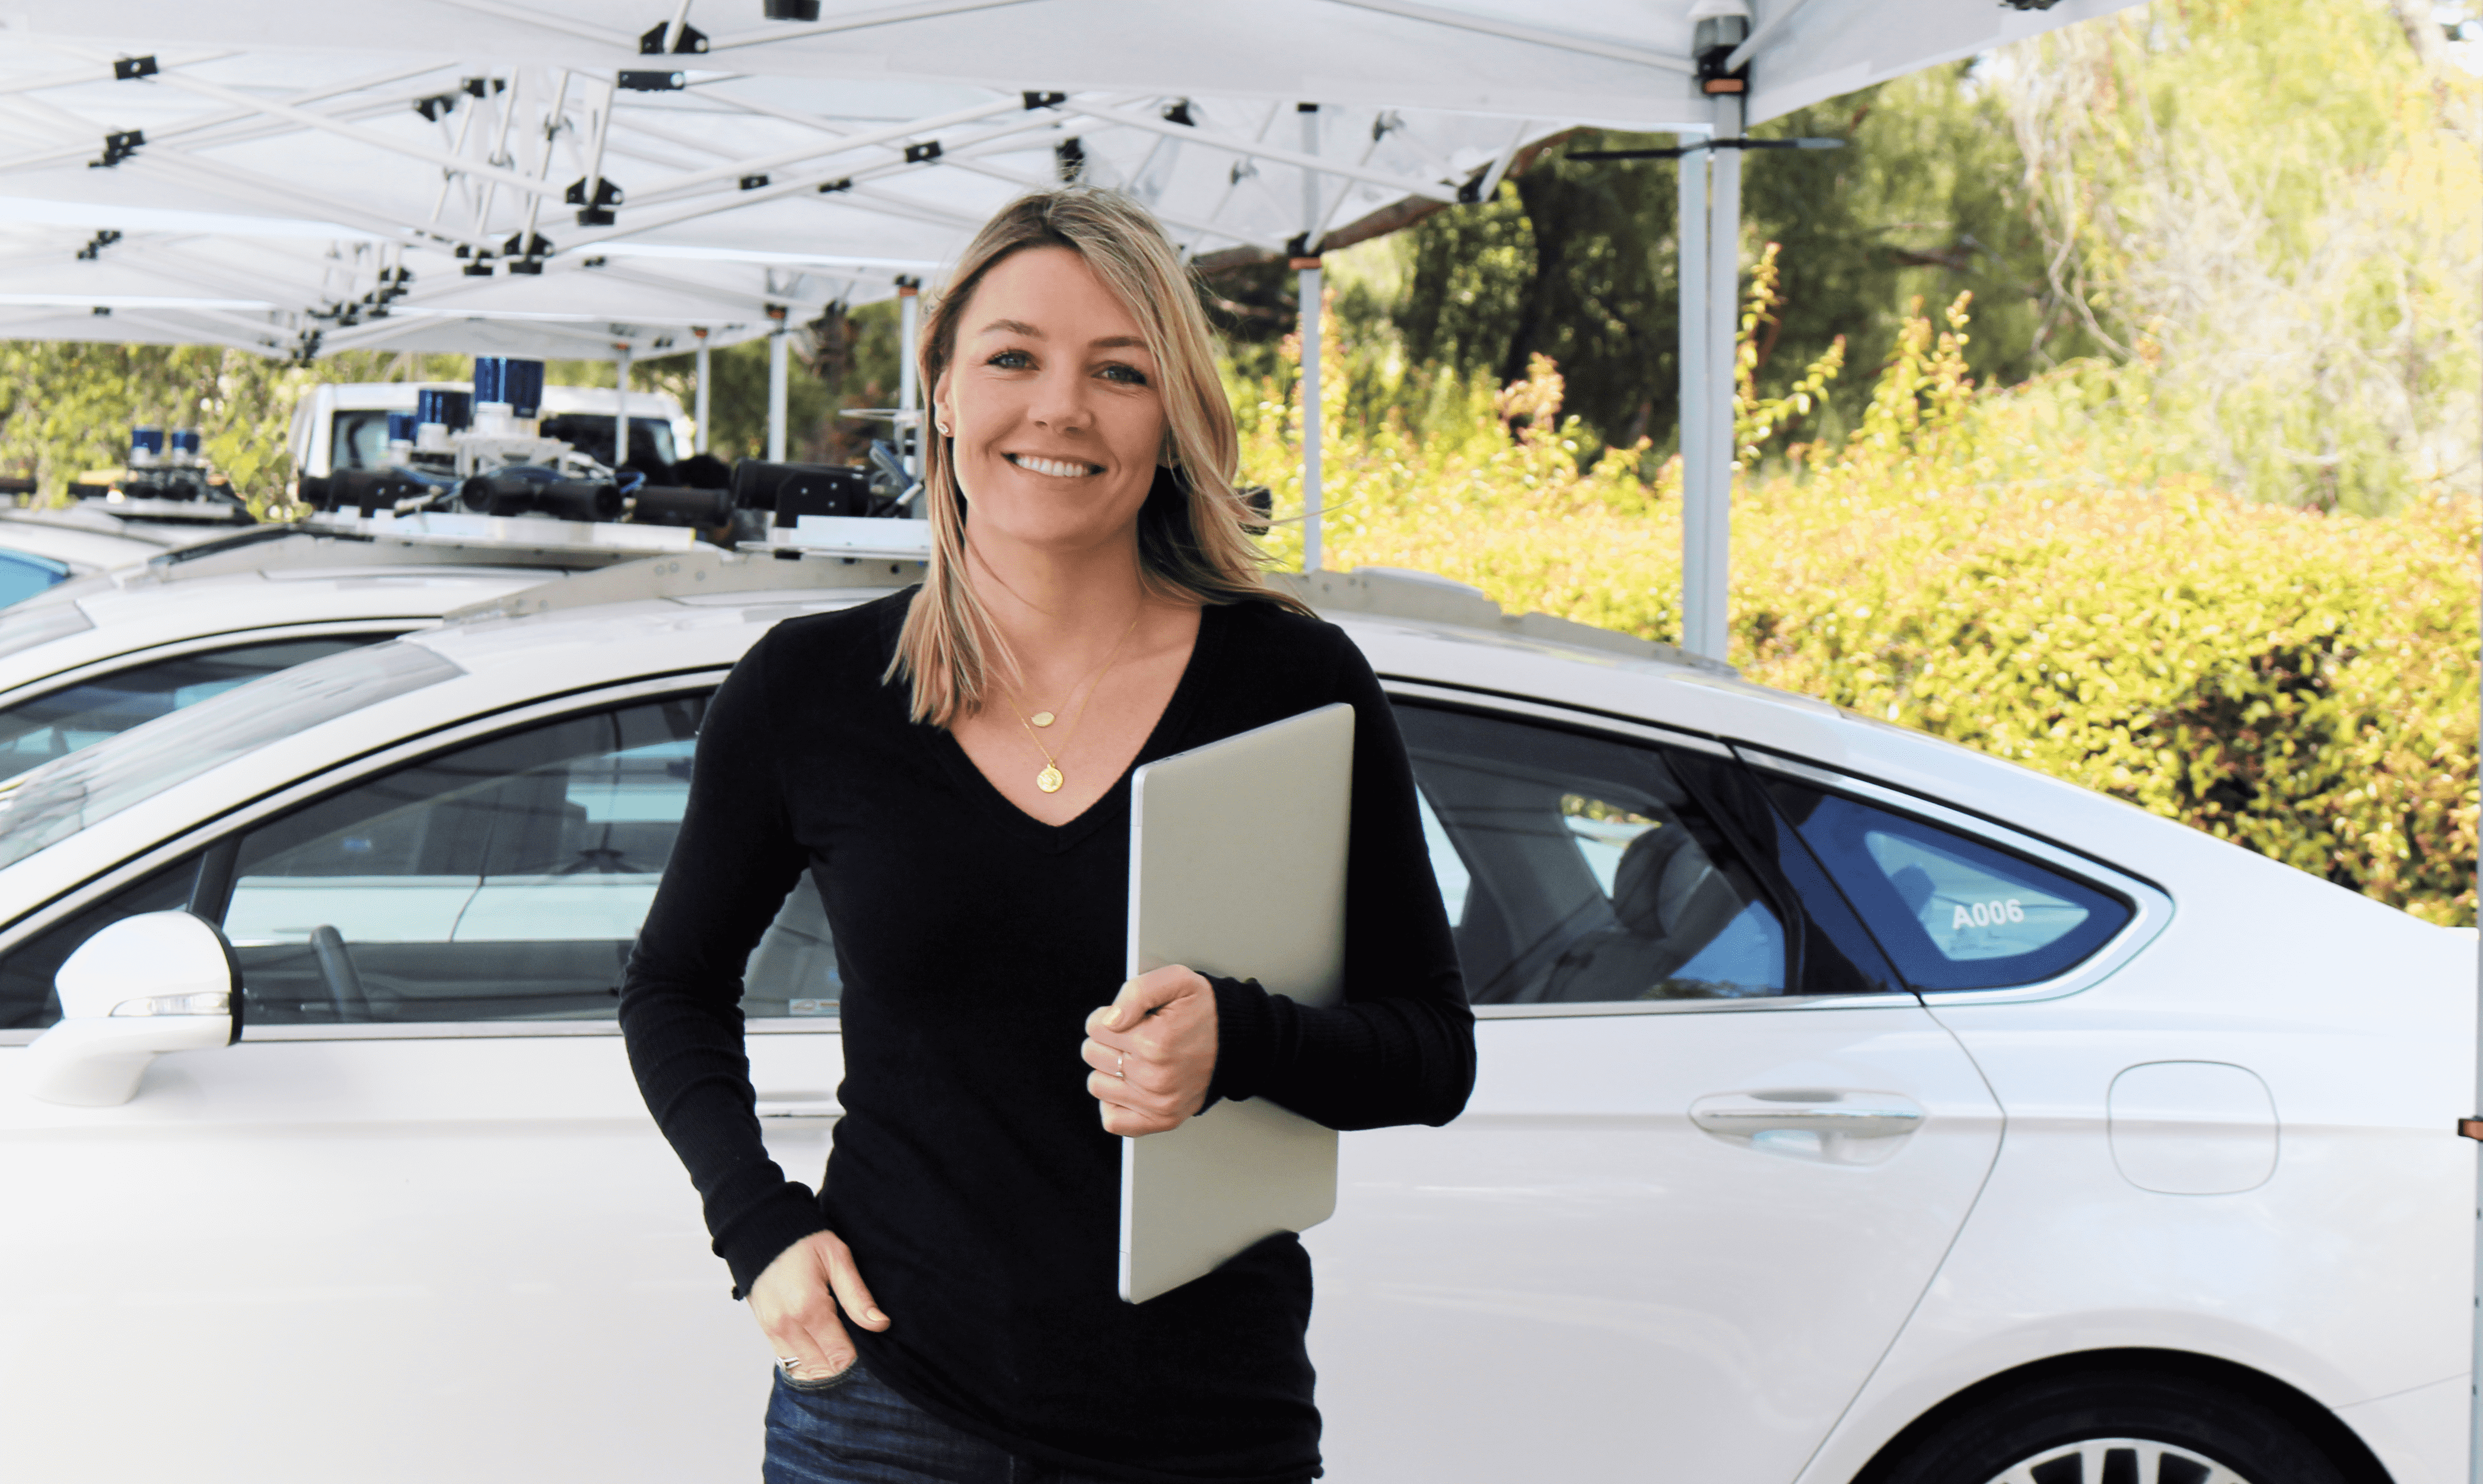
(763, 1361), (1136, 1484)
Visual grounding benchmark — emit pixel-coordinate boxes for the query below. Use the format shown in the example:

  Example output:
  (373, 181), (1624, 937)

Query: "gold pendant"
(1037, 764), (1064, 794)
(1030, 711), (1056, 728)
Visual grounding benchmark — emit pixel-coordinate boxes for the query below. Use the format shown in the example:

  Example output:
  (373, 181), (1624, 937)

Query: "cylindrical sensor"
(473, 356), (547, 419)
(459, 469), (620, 522)
(629, 484), (735, 527)
(505, 359), (545, 419)
(415, 388), (473, 432)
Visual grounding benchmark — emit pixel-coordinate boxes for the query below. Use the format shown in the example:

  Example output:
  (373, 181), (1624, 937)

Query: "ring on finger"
(1116, 1049), (1128, 1079)
(776, 1355), (805, 1372)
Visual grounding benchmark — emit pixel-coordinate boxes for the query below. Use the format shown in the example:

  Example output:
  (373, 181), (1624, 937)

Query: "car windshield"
(0, 549), (72, 608)
(330, 409), (400, 472)
(0, 600), (93, 661)
(0, 633), (394, 785)
(0, 640), (462, 871)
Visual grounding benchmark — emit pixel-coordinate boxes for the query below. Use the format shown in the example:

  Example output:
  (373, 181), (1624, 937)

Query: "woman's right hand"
(749, 1230), (890, 1381)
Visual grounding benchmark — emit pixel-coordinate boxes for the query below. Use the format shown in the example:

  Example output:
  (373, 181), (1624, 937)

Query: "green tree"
(0, 298), (900, 509)
(2005, 0), (2481, 511)
(1377, 63), (2094, 463)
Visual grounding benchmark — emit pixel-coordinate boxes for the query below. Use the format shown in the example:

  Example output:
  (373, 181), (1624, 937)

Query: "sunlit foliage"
(1235, 278), (2479, 926)
(2004, 0), (2483, 511)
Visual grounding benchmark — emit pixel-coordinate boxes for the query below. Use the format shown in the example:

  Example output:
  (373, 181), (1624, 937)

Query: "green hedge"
(1236, 285), (2479, 925)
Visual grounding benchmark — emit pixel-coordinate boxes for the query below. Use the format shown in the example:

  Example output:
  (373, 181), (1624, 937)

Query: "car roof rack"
(30, 515), (701, 606)
(442, 543), (929, 627)
(445, 555), (1730, 671)
(0, 504), (204, 548)
(1272, 566), (1736, 677)
(298, 510), (699, 559)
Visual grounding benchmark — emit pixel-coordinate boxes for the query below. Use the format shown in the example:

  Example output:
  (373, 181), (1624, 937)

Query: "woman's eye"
(988, 349), (1032, 370)
(1100, 363), (1150, 386)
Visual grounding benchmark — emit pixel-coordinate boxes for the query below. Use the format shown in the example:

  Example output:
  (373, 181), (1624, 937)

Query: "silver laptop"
(1119, 702), (1355, 1303)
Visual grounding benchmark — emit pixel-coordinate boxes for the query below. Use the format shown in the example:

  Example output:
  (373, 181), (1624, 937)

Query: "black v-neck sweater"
(620, 591), (1473, 1484)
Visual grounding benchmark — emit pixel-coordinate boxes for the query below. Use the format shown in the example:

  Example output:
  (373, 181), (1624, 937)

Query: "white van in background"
(287, 383), (700, 485)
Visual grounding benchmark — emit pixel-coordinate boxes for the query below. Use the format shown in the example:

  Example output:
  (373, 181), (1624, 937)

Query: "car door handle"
(754, 1094), (843, 1120)
(1689, 1092), (1925, 1137)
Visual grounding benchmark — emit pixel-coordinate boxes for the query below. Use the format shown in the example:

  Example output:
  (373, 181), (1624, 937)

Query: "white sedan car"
(0, 558), (2465, 1484)
(0, 515), (698, 785)
(0, 505), (240, 605)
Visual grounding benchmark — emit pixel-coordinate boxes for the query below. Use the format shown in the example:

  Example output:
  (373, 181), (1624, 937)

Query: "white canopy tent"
(0, 0), (2143, 651)
(14, 16), (2480, 1482)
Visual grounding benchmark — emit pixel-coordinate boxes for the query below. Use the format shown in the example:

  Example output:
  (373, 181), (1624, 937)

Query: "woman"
(620, 188), (1473, 1484)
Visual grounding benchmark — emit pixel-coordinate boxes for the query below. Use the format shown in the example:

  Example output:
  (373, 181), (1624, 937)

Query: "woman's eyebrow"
(976, 317), (1042, 337)
(1090, 335), (1149, 351)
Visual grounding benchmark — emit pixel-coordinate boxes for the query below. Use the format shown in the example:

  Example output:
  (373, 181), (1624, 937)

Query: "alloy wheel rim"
(1985, 1438), (2250, 1484)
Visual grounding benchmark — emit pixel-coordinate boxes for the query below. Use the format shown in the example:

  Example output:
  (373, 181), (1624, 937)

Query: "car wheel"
(1876, 1368), (2354, 1484)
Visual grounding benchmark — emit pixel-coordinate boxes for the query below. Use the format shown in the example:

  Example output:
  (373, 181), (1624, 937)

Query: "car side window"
(1396, 705), (1796, 1004)
(0, 549), (71, 607)
(0, 636), (391, 784)
(1756, 771), (2135, 991)
(0, 693), (837, 1031)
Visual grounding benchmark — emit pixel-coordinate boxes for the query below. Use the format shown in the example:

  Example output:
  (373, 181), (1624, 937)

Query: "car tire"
(1874, 1367), (2355, 1484)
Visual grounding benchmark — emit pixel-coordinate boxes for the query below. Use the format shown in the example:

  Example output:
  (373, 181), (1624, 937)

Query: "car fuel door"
(1307, 699), (2003, 1484)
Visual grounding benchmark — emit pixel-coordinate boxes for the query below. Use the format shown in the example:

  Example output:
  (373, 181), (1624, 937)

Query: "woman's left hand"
(1083, 965), (1218, 1136)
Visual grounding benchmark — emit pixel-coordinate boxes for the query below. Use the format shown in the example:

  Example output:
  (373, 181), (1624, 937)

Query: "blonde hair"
(887, 188), (1308, 727)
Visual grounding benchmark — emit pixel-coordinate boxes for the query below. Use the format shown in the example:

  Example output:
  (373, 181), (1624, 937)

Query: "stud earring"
(936, 419), (951, 437)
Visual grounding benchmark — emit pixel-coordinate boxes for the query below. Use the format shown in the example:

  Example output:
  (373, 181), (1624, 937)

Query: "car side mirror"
(26, 911), (240, 1107)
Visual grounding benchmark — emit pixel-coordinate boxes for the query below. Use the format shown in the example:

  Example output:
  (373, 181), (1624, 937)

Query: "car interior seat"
(1533, 823), (1750, 1001)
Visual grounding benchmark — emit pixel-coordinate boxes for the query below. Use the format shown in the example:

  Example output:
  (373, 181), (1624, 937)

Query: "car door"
(1306, 692), (2005, 1484)
(0, 682), (843, 1484)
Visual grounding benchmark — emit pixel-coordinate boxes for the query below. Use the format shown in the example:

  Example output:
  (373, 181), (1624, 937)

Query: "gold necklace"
(1023, 607), (1138, 729)
(1013, 607), (1142, 794)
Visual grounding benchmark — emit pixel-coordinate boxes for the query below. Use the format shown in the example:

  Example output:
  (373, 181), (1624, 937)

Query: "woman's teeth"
(1008, 454), (1094, 479)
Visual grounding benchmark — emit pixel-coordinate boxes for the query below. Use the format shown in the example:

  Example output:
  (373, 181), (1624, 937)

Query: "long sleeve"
(616, 595), (1446, 1481)
(620, 629), (828, 1298)
(1202, 627), (1475, 1130)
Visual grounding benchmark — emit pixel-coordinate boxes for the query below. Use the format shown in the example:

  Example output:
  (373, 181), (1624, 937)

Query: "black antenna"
(1568, 138), (1845, 162)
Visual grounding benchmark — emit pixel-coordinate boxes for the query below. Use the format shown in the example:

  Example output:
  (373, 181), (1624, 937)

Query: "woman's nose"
(1027, 368), (1093, 433)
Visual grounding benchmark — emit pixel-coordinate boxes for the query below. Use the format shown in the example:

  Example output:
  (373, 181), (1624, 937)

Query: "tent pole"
(615, 342), (633, 473)
(693, 328), (711, 456)
(1297, 254), (1323, 572)
(1690, 95), (1743, 663)
(766, 307), (790, 463)
(1676, 129), (1710, 656)
(2471, 106), (2483, 1484)
(897, 279), (922, 476)
(514, 71), (571, 261)
(1298, 103), (1323, 573)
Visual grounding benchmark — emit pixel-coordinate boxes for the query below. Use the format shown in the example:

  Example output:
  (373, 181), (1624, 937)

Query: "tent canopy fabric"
(0, 0), (2144, 662)
(0, 0), (2135, 359)
(10, 1), (2140, 129)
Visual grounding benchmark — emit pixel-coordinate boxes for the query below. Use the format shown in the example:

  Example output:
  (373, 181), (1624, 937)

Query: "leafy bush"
(1234, 274), (2479, 925)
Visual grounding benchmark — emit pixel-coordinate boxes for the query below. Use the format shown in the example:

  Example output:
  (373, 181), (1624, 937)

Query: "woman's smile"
(1005, 453), (1105, 480)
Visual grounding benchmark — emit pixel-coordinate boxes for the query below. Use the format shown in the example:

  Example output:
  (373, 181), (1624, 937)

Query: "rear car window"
(1396, 704), (1901, 1005)
(1758, 773), (2135, 992)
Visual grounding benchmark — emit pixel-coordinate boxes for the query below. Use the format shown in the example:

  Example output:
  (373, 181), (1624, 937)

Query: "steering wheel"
(308, 925), (369, 1023)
